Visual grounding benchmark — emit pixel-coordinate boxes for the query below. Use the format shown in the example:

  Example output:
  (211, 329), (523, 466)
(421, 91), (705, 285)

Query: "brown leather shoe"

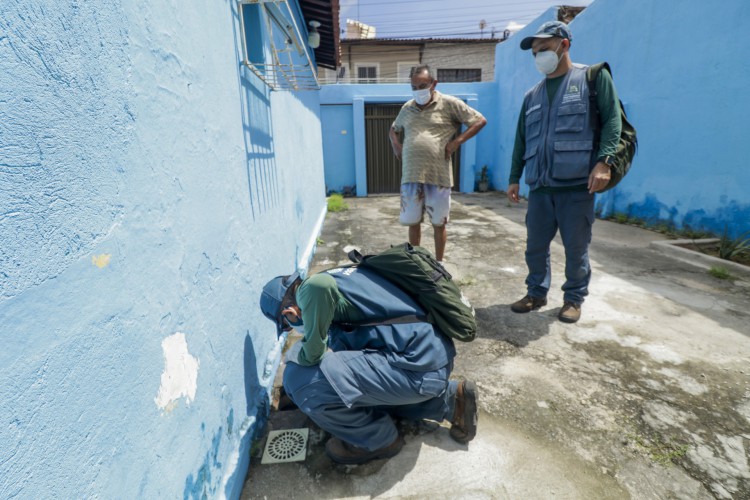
(325, 435), (404, 464)
(510, 294), (548, 313)
(558, 302), (581, 323)
(450, 380), (478, 444)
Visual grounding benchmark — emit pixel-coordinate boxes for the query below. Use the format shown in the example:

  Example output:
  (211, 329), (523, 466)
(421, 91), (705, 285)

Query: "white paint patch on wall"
(155, 332), (200, 411)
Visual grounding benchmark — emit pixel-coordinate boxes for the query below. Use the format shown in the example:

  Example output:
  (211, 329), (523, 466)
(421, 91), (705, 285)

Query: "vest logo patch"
(562, 84), (582, 104)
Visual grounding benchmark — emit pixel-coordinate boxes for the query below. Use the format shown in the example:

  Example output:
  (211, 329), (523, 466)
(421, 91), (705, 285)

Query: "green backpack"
(348, 243), (477, 342)
(586, 62), (638, 192)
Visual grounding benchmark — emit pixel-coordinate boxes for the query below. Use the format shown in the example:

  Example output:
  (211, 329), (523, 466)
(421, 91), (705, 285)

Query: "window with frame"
(357, 65), (378, 84)
(238, 0), (319, 90)
(437, 68), (482, 83)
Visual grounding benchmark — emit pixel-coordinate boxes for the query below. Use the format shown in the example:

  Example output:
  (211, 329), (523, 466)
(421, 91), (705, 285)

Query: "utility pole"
(479, 19), (487, 38)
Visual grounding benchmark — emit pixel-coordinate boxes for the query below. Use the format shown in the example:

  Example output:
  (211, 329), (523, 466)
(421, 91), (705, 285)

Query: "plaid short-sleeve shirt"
(392, 91), (484, 188)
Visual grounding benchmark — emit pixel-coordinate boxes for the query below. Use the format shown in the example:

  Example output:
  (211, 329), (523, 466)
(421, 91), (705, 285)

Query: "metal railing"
(238, 0), (320, 91)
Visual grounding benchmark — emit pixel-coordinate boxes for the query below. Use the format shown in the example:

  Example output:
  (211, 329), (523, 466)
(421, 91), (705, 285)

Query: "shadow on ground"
(243, 193), (750, 499)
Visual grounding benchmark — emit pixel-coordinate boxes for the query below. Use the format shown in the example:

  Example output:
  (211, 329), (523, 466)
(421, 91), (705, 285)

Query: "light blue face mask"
(413, 87), (432, 105)
(285, 312), (304, 334)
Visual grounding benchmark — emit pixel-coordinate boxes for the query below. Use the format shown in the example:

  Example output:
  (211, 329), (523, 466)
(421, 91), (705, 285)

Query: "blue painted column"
(352, 98), (368, 197)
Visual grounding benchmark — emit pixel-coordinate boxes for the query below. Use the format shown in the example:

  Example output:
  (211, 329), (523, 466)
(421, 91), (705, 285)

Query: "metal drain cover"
(261, 428), (309, 464)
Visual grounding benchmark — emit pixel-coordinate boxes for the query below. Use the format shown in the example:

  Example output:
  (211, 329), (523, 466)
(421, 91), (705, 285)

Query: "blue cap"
(520, 21), (572, 50)
(259, 272), (300, 337)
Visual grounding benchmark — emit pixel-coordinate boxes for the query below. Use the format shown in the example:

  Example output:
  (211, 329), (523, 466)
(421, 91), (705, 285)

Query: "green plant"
(456, 275), (477, 287)
(709, 266), (731, 279)
(327, 194), (349, 213)
(679, 225), (713, 240)
(316, 237), (325, 245)
(631, 217), (647, 227)
(628, 432), (689, 467)
(613, 213), (629, 224)
(718, 227), (750, 261)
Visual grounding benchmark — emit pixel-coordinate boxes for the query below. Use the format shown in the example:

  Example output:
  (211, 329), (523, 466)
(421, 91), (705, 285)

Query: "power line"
(338, 47), (503, 58)
(339, 0), (590, 35)
(352, 17), (529, 30)
(341, 10), (550, 33)
(341, 14), (540, 36)
(346, 30), (513, 38)
(341, 0), (581, 19)
(340, 0), (585, 10)
(351, 7), (555, 21)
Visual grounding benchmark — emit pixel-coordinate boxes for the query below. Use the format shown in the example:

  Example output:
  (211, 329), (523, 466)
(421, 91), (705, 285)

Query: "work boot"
(510, 294), (547, 313)
(325, 435), (404, 465)
(558, 302), (581, 323)
(450, 380), (478, 444)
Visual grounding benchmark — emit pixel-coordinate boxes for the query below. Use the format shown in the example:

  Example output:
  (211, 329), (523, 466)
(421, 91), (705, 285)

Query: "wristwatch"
(600, 155), (614, 167)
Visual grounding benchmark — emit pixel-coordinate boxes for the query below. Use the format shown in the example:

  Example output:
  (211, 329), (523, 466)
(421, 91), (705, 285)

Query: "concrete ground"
(242, 193), (750, 499)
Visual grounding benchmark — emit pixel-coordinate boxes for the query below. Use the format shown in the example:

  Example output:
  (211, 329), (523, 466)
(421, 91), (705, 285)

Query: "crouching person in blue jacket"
(260, 265), (478, 465)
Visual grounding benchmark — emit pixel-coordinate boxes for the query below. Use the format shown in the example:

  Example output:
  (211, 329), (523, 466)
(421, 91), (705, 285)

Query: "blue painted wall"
(320, 82), (497, 195)
(495, 0), (750, 237)
(493, 8), (558, 197)
(0, 1), (325, 499)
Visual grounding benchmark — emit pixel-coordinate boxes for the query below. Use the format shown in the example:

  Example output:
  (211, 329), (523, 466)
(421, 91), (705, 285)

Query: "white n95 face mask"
(534, 41), (563, 75)
(413, 88), (432, 105)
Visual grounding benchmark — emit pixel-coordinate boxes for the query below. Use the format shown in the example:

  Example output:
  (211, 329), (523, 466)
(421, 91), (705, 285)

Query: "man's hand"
(444, 139), (460, 159)
(588, 162), (612, 193)
(391, 141), (403, 161)
(507, 183), (521, 203)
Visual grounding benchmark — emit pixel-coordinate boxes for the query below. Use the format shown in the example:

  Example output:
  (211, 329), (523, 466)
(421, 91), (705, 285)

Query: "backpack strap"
(334, 314), (429, 330)
(335, 250), (431, 328)
(586, 61), (610, 151)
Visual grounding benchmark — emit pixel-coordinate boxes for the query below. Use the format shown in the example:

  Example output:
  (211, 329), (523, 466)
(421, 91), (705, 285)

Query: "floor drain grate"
(261, 428), (309, 464)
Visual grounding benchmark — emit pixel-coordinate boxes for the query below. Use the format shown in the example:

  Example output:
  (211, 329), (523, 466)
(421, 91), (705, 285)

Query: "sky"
(339, 0), (594, 39)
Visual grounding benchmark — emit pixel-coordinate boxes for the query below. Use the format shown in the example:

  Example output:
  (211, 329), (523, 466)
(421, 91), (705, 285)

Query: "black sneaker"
(510, 294), (547, 313)
(325, 435), (404, 464)
(450, 380), (478, 444)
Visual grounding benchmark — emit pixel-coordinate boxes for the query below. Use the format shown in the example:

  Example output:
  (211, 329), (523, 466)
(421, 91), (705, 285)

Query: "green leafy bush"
(718, 227), (750, 261)
(327, 194), (349, 213)
(708, 266), (731, 280)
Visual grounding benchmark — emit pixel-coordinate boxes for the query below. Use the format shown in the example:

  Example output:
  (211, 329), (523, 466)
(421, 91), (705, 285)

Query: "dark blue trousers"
(525, 190), (595, 305)
(283, 351), (456, 451)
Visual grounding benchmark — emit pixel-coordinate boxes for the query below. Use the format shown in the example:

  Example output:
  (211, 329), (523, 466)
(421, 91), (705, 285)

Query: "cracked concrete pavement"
(242, 193), (750, 499)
